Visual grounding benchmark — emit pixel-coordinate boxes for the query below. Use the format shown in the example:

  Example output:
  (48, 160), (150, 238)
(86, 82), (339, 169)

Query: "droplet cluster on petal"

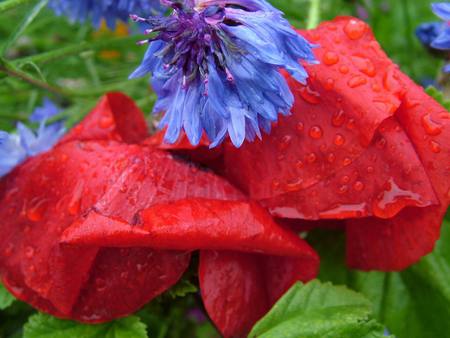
(48, 0), (164, 29)
(130, 0), (317, 147)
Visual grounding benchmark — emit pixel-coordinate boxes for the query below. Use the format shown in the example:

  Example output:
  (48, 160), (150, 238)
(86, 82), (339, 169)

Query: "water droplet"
(306, 152), (317, 163)
(421, 113), (443, 136)
(339, 65), (349, 74)
(325, 78), (335, 90)
(372, 83), (382, 92)
(25, 246), (34, 259)
(373, 178), (425, 218)
(296, 160), (304, 169)
(347, 75), (367, 88)
(60, 153), (69, 162)
(429, 140), (441, 153)
(367, 166), (374, 173)
(26, 199), (47, 222)
(343, 157), (352, 166)
(346, 119), (356, 130)
(376, 137), (386, 149)
(353, 181), (365, 191)
(323, 51), (339, 65)
(338, 185), (349, 194)
(332, 110), (346, 127)
(351, 56), (376, 77)
(119, 184), (128, 193)
(327, 153), (336, 163)
(309, 126), (323, 139)
(68, 181), (84, 216)
(95, 278), (107, 292)
(334, 134), (345, 146)
(284, 178), (303, 192)
(319, 203), (366, 218)
(272, 180), (280, 190)
(298, 86), (321, 104)
(296, 122), (304, 133)
(344, 19), (367, 40)
(340, 175), (350, 184)
(99, 115), (114, 129)
(278, 135), (292, 151)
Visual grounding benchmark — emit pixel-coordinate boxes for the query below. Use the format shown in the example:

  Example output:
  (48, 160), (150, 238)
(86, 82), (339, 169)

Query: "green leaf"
(307, 218), (450, 338)
(23, 313), (148, 338)
(165, 279), (198, 299)
(0, 283), (15, 310)
(426, 86), (450, 111)
(249, 280), (390, 338)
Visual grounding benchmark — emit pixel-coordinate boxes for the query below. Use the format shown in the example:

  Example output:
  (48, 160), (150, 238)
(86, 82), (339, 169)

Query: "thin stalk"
(306, 0), (321, 29)
(0, 0), (36, 12)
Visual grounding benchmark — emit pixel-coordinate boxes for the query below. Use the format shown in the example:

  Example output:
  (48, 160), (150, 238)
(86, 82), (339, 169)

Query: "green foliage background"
(0, 0), (449, 337)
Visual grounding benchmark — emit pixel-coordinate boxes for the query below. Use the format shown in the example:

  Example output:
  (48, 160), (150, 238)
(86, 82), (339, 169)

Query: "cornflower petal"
(48, 0), (165, 29)
(131, 0), (316, 147)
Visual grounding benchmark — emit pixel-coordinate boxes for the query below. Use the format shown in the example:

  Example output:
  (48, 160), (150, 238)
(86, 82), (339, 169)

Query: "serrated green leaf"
(0, 283), (15, 310)
(426, 86), (450, 111)
(23, 313), (148, 338)
(249, 280), (390, 338)
(307, 218), (450, 338)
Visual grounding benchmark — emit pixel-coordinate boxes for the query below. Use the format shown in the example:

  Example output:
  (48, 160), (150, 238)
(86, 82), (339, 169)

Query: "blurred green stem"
(0, 0), (35, 12)
(307, 0), (320, 29)
(0, 58), (70, 99)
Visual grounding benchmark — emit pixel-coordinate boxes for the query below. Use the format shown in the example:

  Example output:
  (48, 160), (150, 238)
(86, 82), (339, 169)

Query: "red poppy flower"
(151, 17), (450, 272)
(0, 93), (318, 337)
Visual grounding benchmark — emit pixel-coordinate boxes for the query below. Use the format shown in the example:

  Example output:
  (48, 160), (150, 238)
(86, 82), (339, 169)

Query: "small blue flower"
(130, 0), (317, 147)
(416, 22), (443, 47)
(0, 100), (66, 178)
(48, 0), (165, 29)
(425, 2), (450, 72)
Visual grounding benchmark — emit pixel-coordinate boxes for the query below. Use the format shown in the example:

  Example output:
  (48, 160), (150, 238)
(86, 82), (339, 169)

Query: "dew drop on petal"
(353, 181), (365, 191)
(325, 78), (335, 90)
(296, 160), (304, 169)
(334, 134), (345, 146)
(25, 246), (35, 259)
(99, 115), (114, 129)
(343, 157), (352, 166)
(299, 86), (321, 104)
(376, 137), (386, 149)
(284, 178), (303, 192)
(367, 166), (374, 173)
(344, 19), (367, 40)
(339, 65), (349, 74)
(332, 110), (346, 127)
(429, 140), (441, 153)
(421, 113), (443, 136)
(323, 51), (340, 65)
(272, 180), (280, 190)
(338, 185), (349, 194)
(296, 122), (304, 133)
(340, 175), (350, 184)
(347, 75), (368, 88)
(309, 126), (323, 139)
(327, 153), (336, 163)
(306, 152), (317, 163)
(278, 135), (292, 151)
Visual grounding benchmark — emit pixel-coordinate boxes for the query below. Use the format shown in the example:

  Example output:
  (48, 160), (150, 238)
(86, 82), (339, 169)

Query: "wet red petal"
(0, 141), (188, 322)
(61, 92), (148, 144)
(63, 199), (319, 260)
(346, 74), (450, 270)
(199, 251), (317, 337)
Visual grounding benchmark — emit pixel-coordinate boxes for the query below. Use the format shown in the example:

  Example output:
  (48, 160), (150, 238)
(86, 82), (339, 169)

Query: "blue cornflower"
(130, 0), (317, 147)
(48, 0), (165, 29)
(0, 100), (65, 178)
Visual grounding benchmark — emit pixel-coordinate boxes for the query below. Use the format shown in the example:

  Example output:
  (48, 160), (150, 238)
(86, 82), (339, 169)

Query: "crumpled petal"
(346, 73), (450, 271)
(151, 17), (449, 271)
(199, 250), (317, 338)
(61, 92), (148, 144)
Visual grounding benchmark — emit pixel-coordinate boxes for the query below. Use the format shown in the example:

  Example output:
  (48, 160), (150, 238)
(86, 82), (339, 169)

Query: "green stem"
(306, 0), (320, 29)
(0, 0), (36, 12)
(13, 36), (139, 66)
(0, 58), (70, 99)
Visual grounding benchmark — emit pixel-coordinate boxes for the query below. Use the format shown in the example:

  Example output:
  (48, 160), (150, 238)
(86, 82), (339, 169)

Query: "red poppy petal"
(0, 141), (187, 322)
(63, 199), (319, 260)
(61, 92), (148, 144)
(346, 73), (450, 271)
(260, 116), (437, 219)
(199, 251), (317, 337)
